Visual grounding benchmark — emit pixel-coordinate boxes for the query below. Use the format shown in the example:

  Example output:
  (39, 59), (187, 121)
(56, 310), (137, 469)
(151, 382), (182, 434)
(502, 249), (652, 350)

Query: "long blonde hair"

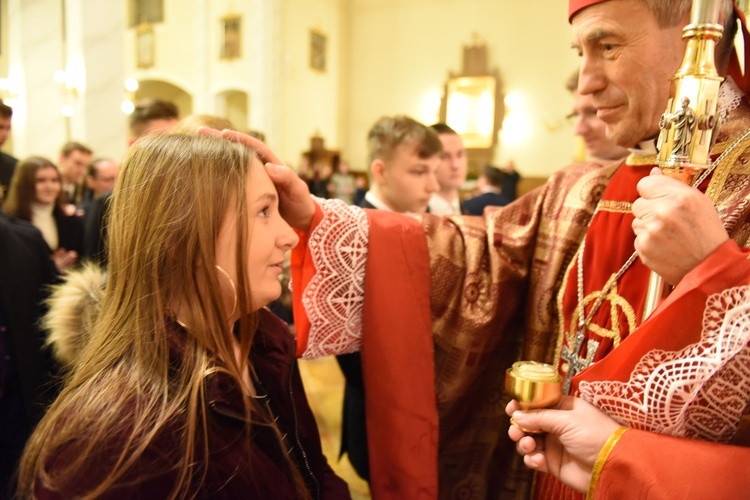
(18, 133), (282, 498)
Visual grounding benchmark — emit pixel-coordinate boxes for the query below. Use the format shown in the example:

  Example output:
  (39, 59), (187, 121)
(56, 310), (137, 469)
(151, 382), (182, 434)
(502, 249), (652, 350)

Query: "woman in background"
(4, 157), (81, 272)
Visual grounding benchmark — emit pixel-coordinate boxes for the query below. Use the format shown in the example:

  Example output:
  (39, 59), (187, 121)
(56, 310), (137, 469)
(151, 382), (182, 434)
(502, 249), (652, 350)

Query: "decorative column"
(6, 0), (66, 159)
(64, 0), (128, 160)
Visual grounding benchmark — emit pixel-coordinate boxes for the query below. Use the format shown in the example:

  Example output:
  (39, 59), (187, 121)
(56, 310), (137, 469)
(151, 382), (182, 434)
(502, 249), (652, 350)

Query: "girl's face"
(35, 166), (62, 205)
(215, 157), (299, 320)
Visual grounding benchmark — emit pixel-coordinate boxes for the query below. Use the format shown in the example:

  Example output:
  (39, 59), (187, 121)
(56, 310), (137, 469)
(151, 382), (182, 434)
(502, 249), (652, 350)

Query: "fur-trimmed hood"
(43, 262), (107, 367)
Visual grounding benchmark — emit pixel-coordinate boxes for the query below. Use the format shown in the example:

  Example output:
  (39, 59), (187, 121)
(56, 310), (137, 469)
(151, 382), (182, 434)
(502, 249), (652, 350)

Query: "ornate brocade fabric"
(295, 83), (750, 500)
(421, 160), (614, 498)
(424, 85), (750, 499)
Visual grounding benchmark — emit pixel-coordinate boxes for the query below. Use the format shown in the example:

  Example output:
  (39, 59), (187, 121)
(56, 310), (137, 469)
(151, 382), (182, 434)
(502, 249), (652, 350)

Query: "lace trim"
(579, 286), (750, 442)
(718, 79), (743, 122)
(299, 197), (369, 359)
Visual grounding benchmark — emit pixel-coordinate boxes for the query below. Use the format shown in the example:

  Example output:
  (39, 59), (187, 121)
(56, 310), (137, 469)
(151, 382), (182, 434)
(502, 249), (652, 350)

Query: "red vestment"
(292, 85), (750, 499)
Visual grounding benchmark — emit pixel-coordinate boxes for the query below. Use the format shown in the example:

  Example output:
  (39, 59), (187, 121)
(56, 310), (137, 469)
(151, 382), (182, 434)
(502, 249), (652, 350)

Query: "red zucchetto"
(568, 0), (609, 22)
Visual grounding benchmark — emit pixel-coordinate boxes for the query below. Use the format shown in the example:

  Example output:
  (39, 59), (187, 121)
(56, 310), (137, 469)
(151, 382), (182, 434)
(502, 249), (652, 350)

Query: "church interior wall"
(0, 0), (581, 179)
(344, 0), (580, 177)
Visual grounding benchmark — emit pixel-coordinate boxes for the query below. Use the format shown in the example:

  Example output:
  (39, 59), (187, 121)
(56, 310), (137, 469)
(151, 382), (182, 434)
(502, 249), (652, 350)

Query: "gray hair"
(642, 0), (737, 68)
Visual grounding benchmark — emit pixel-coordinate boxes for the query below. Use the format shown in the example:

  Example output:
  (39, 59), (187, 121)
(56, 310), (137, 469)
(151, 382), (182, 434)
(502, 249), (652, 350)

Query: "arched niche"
(215, 90), (248, 131)
(135, 79), (193, 117)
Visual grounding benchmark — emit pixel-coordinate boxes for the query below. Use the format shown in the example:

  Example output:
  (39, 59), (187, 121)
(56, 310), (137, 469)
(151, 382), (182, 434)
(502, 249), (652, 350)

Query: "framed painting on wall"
(220, 15), (242, 60)
(136, 25), (155, 69)
(310, 30), (327, 72)
(445, 75), (497, 149)
(130, 0), (164, 28)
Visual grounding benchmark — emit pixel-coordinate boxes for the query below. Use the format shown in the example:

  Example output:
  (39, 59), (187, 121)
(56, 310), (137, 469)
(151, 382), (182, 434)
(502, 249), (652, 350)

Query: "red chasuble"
(555, 164), (653, 385)
(291, 95), (750, 495)
(536, 152), (750, 498)
(534, 161), (654, 499)
(536, 154), (744, 498)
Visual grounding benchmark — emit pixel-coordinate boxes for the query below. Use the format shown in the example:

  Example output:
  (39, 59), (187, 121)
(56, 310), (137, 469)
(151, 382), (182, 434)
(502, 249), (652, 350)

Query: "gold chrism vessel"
(505, 361), (563, 410)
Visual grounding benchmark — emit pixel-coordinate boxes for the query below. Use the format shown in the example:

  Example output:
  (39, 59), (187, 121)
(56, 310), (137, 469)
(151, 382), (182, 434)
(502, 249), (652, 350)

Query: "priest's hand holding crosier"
(632, 167), (729, 286)
(505, 396), (622, 494)
(198, 127), (317, 232)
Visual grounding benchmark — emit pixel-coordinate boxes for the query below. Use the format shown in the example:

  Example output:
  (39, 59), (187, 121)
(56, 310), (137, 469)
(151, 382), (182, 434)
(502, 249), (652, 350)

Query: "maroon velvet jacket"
(36, 309), (350, 499)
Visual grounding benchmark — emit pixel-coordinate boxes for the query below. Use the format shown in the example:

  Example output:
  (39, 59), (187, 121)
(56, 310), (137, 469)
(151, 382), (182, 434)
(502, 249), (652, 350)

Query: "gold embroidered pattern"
(597, 200), (633, 215)
(626, 153), (657, 166)
(706, 132), (750, 203)
(567, 280), (635, 349)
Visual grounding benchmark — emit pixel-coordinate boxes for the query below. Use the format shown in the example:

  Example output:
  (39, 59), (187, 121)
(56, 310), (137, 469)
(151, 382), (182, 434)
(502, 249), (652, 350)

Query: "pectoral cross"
(561, 328), (600, 394)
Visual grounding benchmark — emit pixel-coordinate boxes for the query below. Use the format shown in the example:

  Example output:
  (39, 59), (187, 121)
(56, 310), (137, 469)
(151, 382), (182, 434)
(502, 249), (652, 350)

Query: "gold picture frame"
(310, 30), (327, 72)
(445, 75), (497, 149)
(220, 15), (242, 60)
(136, 24), (155, 69)
(130, 0), (164, 28)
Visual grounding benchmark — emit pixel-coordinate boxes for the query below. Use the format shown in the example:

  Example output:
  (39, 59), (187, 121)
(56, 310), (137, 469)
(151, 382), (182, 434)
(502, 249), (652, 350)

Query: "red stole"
(292, 207), (438, 499)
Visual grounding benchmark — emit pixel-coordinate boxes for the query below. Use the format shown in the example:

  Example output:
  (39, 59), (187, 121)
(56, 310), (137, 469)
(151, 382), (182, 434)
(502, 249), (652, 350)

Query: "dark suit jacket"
(82, 191), (111, 265)
(0, 152), (18, 204)
(461, 191), (512, 216)
(53, 208), (85, 255)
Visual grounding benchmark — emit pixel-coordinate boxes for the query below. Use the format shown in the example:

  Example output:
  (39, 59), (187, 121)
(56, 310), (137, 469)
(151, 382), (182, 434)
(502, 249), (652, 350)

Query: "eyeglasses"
(566, 107), (598, 124)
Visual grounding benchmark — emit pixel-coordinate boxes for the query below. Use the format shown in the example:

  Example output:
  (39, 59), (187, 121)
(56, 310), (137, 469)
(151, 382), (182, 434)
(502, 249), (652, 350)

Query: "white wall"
(122, 0), (346, 166)
(2, 1), (579, 176)
(278, 0), (346, 164)
(344, 0), (580, 177)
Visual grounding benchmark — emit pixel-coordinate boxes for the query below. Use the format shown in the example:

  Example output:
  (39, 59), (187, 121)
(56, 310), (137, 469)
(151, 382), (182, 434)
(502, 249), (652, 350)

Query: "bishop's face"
(571, 0), (688, 148)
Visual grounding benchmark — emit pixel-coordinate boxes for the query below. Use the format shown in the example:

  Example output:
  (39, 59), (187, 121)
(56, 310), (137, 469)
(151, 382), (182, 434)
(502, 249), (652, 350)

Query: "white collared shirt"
(428, 194), (460, 215)
(364, 191), (394, 212)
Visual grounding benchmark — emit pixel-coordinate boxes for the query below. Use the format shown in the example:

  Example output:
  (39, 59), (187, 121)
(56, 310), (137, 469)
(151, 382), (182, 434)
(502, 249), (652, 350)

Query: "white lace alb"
(298, 198), (369, 359)
(579, 285), (750, 442)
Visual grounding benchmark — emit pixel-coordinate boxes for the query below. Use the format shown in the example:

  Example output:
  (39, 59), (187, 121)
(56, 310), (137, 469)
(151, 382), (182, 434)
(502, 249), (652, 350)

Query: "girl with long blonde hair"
(18, 133), (349, 499)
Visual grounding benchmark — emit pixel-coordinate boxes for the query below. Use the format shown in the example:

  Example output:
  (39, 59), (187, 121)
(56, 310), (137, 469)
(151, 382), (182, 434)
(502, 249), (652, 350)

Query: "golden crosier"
(645, 0), (724, 319)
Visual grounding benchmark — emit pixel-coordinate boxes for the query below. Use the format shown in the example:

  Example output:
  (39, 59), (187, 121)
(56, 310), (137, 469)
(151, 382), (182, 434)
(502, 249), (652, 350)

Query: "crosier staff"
(644, 0), (725, 318)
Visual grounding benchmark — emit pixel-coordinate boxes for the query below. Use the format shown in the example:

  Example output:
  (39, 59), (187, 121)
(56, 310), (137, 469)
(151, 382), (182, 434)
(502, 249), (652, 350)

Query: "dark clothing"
(461, 191), (512, 216)
(309, 179), (330, 199)
(37, 310), (349, 499)
(0, 213), (58, 497)
(335, 353), (368, 481)
(334, 197), (376, 481)
(82, 191), (111, 265)
(0, 152), (18, 206)
(359, 199), (375, 210)
(353, 188), (366, 207)
(52, 208), (84, 255)
(62, 183), (84, 208)
(500, 170), (521, 201)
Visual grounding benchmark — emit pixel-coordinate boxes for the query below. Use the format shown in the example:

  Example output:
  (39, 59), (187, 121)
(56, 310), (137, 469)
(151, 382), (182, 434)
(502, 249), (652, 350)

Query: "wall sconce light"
(500, 91), (533, 146)
(54, 68), (83, 117)
(121, 77), (139, 114)
(0, 77), (19, 108)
